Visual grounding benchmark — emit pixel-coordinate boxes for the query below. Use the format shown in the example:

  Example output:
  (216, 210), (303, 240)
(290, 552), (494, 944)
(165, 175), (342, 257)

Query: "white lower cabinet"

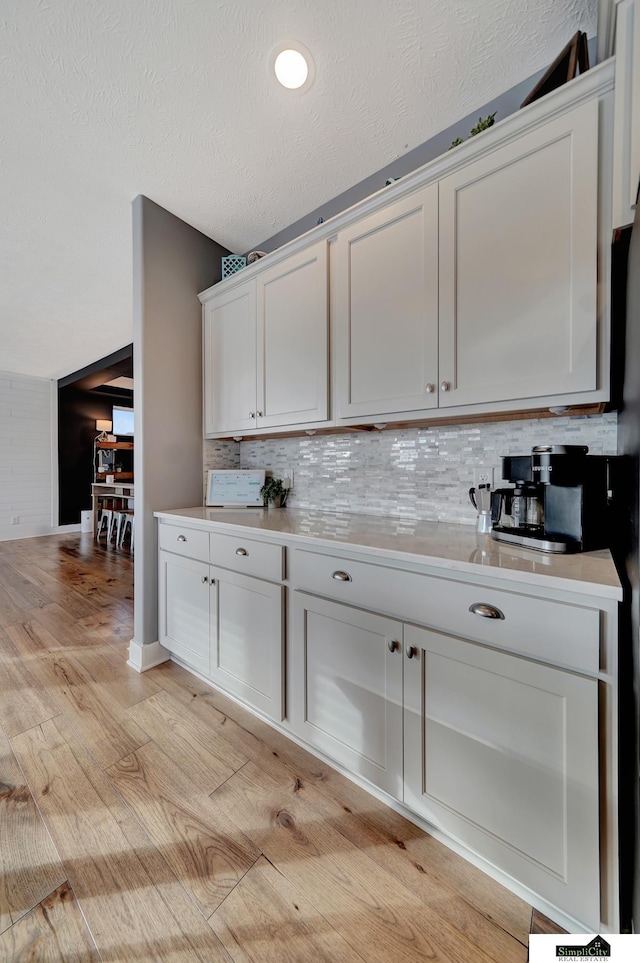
(157, 516), (618, 931)
(158, 545), (284, 721)
(291, 593), (403, 797)
(289, 590), (601, 927)
(403, 623), (600, 928)
(210, 565), (284, 721)
(158, 551), (211, 677)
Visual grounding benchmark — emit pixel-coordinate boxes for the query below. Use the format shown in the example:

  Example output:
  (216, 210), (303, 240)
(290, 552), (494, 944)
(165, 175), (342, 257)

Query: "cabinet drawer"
(210, 531), (284, 581)
(158, 523), (210, 562)
(290, 549), (600, 673)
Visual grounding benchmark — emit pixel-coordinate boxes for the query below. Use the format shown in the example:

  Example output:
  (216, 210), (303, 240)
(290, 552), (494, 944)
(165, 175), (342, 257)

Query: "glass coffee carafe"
(492, 483), (543, 531)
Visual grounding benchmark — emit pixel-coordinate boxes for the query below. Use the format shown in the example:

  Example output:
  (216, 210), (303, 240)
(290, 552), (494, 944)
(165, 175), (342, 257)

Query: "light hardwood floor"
(0, 532), (543, 961)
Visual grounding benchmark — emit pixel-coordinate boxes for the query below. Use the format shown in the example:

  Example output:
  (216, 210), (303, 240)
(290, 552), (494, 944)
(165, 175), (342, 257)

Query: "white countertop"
(155, 507), (623, 601)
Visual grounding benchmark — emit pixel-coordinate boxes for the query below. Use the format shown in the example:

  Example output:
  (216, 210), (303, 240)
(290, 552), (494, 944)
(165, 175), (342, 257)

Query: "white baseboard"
(128, 639), (171, 673)
(0, 522), (83, 542)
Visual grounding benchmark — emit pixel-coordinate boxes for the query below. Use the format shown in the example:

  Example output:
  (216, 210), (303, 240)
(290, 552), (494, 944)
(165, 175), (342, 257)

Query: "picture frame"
(520, 31), (590, 109)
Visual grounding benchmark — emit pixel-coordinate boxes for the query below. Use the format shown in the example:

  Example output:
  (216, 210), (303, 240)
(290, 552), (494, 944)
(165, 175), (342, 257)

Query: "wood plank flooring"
(0, 532), (539, 961)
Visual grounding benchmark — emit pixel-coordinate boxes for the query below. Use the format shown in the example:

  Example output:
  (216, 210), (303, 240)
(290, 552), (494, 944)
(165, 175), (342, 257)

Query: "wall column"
(129, 195), (228, 670)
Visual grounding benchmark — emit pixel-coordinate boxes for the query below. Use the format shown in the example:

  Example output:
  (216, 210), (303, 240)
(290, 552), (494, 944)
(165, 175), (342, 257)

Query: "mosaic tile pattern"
(202, 439), (240, 499)
(237, 413), (618, 526)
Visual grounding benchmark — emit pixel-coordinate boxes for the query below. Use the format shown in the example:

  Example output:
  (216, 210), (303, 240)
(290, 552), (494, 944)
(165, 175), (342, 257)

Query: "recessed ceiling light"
(270, 41), (315, 93)
(275, 49), (307, 88)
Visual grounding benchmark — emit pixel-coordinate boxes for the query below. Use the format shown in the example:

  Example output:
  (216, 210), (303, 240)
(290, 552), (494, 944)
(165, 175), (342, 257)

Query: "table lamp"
(95, 419), (112, 442)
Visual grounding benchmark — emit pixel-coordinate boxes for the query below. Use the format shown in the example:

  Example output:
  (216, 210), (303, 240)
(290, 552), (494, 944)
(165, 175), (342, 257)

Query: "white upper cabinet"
(613, 0), (640, 227)
(202, 64), (612, 435)
(334, 184), (439, 419)
(203, 240), (328, 436)
(438, 99), (599, 408)
(334, 96), (602, 423)
(203, 279), (257, 435)
(256, 241), (329, 429)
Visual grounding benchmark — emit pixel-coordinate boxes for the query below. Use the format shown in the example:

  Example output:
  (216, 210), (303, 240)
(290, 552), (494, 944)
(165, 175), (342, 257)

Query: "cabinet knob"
(332, 570), (352, 582)
(210, 577), (216, 585)
(469, 602), (505, 620)
(425, 383), (435, 394)
(201, 575), (208, 584)
(406, 645), (418, 659)
(235, 547), (249, 556)
(388, 639), (399, 653)
(177, 535), (187, 542)
(440, 381), (451, 392)
(249, 412), (256, 418)
(257, 411), (263, 417)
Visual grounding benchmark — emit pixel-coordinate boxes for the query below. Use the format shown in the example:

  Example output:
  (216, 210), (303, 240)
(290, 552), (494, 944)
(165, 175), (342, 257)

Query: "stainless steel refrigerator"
(614, 199), (640, 930)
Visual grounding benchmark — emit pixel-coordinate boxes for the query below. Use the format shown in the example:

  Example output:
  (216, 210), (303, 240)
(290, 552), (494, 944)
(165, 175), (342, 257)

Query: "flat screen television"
(112, 405), (134, 436)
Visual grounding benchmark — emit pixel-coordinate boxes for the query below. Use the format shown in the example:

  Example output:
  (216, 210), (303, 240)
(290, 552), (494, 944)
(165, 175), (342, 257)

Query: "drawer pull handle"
(406, 645), (418, 659)
(388, 639), (399, 653)
(235, 547), (249, 556)
(332, 570), (352, 582)
(469, 602), (505, 620)
(177, 535), (187, 542)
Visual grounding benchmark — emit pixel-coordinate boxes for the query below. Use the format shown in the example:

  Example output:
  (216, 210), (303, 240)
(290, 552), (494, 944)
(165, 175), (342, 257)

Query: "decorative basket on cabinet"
(221, 255), (246, 278)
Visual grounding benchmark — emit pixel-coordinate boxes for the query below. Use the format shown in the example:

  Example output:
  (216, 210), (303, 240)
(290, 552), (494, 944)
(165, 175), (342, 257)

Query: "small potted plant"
(260, 476), (288, 509)
(449, 112), (497, 150)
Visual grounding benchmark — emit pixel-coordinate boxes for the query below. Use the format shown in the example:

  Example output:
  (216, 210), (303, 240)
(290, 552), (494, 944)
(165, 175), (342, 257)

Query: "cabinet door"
(334, 184), (439, 419)
(203, 280), (257, 435)
(210, 566), (284, 721)
(291, 592), (403, 796)
(403, 624), (600, 927)
(439, 100), (598, 407)
(256, 241), (329, 428)
(158, 551), (210, 676)
(613, 0), (640, 228)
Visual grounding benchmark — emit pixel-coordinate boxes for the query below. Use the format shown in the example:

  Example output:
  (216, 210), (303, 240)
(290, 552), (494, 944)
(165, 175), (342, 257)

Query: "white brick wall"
(0, 370), (53, 540)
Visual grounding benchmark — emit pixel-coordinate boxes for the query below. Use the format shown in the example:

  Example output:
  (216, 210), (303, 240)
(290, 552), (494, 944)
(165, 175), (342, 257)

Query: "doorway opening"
(58, 345), (133, 528)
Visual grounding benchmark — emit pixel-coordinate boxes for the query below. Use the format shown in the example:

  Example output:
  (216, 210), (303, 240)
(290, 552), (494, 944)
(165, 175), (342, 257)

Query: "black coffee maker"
(491, 445), (613, 553)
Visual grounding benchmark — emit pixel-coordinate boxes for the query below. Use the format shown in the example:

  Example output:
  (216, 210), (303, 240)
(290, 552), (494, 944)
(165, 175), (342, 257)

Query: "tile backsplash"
(204, 413), (618, 526)
(203, 440), (241, 472)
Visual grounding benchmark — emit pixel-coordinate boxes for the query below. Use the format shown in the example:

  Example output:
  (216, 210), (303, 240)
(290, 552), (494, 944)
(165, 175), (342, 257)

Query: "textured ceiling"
(0, 0), (597, 378)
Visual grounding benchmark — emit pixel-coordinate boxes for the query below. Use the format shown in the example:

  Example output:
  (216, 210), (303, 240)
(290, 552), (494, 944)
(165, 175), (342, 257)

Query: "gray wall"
(132, 196), (229, 646)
